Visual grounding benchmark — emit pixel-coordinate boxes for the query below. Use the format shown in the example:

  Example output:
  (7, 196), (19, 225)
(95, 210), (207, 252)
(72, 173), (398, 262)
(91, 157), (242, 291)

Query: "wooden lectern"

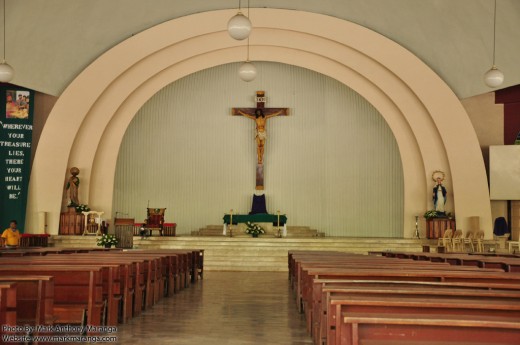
(114, 218), (135, 248)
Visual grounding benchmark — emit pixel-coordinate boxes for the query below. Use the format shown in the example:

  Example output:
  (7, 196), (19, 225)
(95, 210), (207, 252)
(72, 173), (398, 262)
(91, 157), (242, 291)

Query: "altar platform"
(50, 235), (432, 271)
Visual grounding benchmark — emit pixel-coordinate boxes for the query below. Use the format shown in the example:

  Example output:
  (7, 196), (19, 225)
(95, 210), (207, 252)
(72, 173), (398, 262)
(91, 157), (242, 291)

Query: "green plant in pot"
(96, 234), (118, 248)
(245, 221), (265, 238)
(423, 210), (438, 219)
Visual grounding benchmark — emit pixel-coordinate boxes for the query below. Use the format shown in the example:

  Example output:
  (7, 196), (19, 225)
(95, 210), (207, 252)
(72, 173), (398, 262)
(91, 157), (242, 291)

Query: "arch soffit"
(29, 9), (488, 234)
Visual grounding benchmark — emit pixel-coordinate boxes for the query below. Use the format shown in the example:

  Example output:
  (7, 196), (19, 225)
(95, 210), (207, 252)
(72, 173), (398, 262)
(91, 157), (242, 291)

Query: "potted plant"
(96, 234), (118, 248)
(423, 210), (438, 220)
(73, 203), (90, 213)
(245, 221), (265, 238)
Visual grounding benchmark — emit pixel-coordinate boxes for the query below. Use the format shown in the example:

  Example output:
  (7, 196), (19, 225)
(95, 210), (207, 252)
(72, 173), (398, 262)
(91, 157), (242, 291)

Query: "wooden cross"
(232, 91), (289, 190)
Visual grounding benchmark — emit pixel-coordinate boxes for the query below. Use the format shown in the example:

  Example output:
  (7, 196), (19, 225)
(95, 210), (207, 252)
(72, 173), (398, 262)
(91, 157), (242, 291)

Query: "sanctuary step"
(194, 225), (324, 237)
(51, 235), (431, 272)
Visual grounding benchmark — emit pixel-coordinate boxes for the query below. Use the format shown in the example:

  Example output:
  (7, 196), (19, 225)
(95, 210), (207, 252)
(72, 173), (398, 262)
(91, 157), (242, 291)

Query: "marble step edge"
(204, 255), (288, 259)
(140, 247), (421, 254)
(50, 241), (422, 251)
(205, 266), (288, 272)
(134, 247), (423, 253)
(202, 261), (289, 266)
(50, 235), (428, 243)
(199, 224), (314, 230)
(50, 245), (424, 251)
(200, 248), (421, 255)
(50, 240), (426, 248)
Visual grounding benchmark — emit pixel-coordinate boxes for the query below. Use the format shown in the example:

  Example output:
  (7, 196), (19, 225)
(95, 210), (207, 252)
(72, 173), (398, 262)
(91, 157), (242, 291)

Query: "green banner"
(0, 85), (34, 233)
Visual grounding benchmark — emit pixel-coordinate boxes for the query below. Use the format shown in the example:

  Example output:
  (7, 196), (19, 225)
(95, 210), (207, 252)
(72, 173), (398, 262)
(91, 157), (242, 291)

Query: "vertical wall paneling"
(113, 62), (404, 237)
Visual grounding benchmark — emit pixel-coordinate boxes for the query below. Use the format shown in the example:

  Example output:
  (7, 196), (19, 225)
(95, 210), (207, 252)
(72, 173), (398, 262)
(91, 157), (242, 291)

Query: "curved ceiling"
(5, 0), (520, 98)
(26, 9), (492, 237)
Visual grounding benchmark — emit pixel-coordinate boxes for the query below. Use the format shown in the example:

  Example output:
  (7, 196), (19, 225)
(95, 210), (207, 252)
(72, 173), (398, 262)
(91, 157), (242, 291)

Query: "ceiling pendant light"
(239, 61), (257, 82)
(0, 0), (13, 83)
(484, 0), (503, 88)
(227, 0), (251, 40)
(238, 1), (256, 82)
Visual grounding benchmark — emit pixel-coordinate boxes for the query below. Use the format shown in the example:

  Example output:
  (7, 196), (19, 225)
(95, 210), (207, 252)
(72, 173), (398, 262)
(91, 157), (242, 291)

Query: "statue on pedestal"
(432, 170), (447, 215)
(66, 167), (80, 206)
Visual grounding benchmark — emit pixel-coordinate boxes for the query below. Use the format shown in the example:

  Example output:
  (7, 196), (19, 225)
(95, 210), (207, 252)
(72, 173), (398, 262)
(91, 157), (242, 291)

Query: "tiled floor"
(114, 272), (313, 344)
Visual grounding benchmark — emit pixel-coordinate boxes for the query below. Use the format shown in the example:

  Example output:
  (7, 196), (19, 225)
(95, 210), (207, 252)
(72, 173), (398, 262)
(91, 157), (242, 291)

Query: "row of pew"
(289, 250), (520, 345)
(0, 247), (203, 337)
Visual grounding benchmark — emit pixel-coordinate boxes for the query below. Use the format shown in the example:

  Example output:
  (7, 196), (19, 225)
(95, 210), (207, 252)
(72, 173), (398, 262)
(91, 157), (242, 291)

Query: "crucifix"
(232, 91), (289, 190)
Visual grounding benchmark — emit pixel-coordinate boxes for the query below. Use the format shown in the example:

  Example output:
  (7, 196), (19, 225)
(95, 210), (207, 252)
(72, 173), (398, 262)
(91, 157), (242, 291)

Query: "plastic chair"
(473, 230), (485, 253)
(463, 231), (475, 253)
(437, 229), (453, 252)
(451, 229), (463, 252)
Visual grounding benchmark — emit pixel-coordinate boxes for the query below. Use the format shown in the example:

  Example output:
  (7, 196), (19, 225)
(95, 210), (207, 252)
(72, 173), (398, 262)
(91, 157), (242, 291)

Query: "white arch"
(27, 9), (491, 237)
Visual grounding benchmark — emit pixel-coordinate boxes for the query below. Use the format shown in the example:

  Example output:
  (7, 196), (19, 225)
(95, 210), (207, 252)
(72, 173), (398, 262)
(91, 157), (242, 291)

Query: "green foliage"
(423, 210), (438, 219)
(75, 204), (90, 213)
(244, 221), (265, 236)
(96, 234), (118, 247)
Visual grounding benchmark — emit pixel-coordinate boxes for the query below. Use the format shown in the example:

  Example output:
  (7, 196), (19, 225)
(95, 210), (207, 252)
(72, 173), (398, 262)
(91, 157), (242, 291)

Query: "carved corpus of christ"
(236, 108), (283, 165)
(232, 91), (289, 190)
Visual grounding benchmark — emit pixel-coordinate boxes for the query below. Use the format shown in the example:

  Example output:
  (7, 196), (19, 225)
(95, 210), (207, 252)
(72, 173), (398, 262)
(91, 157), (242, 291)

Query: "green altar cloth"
(223, 214), (287, 225)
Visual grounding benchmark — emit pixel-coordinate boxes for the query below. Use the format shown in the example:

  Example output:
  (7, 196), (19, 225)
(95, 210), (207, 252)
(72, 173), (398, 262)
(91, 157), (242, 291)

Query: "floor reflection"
(115, 271), (312, 344)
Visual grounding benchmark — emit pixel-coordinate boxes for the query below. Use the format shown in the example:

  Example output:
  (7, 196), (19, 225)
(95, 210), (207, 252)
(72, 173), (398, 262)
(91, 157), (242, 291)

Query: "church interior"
(0, 0), (520, 343)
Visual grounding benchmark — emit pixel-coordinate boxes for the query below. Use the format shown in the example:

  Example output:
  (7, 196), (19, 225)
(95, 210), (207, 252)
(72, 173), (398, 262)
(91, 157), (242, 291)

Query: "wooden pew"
(392, 252), (520, 273)
(332, 294), (520, 345)
(0, 248), (203, 329)
(131, 249), (201, 291)
(317, 280), (520, 343)
(290, 253), (453, 299)
(115, 251), (179, 297)
(297, 258), (498, 314)
(97, 252), (161, 308)
(0, 282), (17, 328)
(294, 258), (502, 340)
(341, 312), (520, 345)
(325, 285), (520, 344)
(290, 251), (520, 345)
(0, 257), (122, 327)
(0, 266), (103, 329)
(0, 276), (54, 326)
(41, 254), (142, 322)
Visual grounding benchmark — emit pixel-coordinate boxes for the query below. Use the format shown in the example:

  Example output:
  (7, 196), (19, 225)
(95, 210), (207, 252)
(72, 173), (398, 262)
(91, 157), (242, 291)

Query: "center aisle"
(115, 272), (313, 345)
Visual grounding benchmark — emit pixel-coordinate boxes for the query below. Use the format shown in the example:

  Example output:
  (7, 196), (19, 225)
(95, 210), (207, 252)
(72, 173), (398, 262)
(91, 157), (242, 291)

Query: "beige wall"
(113, 62), (404, 236)
(31, 92), (57, 165)
(25, 9), (492, 238)
(461, 92), (506, 227)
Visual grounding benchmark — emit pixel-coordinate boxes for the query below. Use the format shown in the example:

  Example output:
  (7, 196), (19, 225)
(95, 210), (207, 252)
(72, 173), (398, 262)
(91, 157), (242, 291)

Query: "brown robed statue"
(232, 91), (289, 190)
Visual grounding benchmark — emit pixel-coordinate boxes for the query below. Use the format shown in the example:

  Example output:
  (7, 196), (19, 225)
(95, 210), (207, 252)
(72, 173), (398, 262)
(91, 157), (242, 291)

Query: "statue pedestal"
(59, 211), (84, 235)
(426, 218), (456, 239)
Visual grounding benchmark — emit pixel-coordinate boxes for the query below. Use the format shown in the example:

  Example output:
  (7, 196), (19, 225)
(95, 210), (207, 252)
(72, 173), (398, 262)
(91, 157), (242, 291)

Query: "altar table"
(222, 214), (287, 237)
(223, 214), (287, 225)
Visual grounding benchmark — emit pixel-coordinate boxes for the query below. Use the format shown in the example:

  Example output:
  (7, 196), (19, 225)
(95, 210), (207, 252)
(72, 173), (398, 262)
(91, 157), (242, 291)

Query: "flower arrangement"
(96, 234), (118, 247)
(423, 210), (438, 219)
(74, 204), (90, 213)
(424, 210), (454, 219)
(245, 221), (265, 237)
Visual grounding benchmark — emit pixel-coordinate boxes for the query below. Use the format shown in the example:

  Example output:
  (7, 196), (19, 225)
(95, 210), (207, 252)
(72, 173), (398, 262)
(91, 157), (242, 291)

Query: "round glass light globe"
(484, 66), (504, 88)
(227, 13), (252, 40)
(239, 62), (257, 82)
(0, 62), (14, 83)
